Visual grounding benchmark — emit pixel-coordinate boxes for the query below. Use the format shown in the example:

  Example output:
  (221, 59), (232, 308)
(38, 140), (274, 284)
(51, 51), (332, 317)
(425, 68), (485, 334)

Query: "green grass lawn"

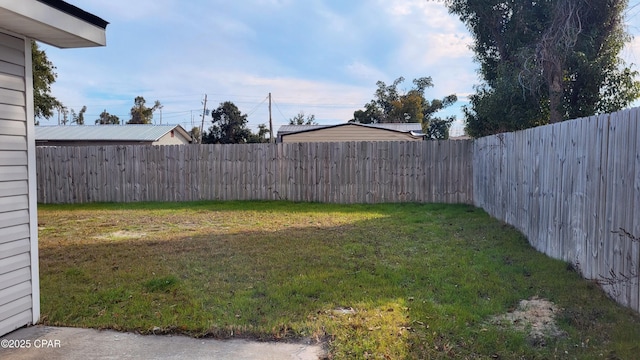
(38, 201), (640, 359)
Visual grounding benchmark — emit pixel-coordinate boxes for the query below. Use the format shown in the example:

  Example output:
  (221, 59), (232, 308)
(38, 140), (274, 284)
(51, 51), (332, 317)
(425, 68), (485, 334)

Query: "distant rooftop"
(35, 125), (190, 142)
(276, 123), (425, 143)
(278, 123), (422, 133)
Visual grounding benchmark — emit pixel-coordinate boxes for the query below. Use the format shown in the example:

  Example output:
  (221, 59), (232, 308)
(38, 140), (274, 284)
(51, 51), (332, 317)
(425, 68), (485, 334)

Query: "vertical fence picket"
(633, 109), (640, 311)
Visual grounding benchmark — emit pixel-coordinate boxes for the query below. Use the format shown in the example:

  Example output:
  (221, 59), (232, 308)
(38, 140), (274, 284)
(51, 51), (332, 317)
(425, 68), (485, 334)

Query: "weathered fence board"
(473, 108), (640, 314)
(36, 140), (474, 205)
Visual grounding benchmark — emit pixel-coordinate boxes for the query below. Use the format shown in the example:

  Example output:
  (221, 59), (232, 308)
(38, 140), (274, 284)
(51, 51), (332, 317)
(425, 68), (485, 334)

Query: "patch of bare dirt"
(492, 297), (566, 347)
(95, 230), (147, 240)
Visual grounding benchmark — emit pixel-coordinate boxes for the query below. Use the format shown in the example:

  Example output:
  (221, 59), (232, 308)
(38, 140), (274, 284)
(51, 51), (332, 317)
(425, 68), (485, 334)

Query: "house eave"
(0, 0), (107, 48)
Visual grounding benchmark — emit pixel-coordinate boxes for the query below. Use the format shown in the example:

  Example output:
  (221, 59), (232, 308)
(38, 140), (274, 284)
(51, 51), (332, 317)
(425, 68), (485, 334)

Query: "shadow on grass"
(38, 202), (640, 359)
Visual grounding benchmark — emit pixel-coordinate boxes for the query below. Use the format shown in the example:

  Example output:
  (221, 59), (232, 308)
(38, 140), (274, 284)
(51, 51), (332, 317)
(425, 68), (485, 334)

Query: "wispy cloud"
(343, 61), (387, 83)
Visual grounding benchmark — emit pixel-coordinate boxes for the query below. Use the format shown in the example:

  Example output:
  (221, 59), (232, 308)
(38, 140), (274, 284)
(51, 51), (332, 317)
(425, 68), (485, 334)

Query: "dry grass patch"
(492, 297), (566, 347)
(95, 230), (147, 240)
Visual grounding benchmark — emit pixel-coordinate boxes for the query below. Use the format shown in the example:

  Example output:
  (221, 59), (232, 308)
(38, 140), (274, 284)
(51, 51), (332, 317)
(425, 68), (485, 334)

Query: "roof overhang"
(0, 0), (107, 48)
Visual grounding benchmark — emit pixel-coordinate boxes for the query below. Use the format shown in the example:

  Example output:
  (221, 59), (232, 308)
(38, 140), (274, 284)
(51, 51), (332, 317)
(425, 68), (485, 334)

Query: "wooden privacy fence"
(36, 140), (474, 205)
(474, 108), (640, 313)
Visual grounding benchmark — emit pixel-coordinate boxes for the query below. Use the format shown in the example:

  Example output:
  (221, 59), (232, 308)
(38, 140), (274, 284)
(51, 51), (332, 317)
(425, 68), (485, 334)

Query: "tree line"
(350, 76), (457, 139)
(46, 97), (160, 126)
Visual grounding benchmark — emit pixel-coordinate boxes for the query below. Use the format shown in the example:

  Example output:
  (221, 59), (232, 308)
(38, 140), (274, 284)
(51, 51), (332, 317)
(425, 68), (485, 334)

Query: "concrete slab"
(0, 326), (325, 360)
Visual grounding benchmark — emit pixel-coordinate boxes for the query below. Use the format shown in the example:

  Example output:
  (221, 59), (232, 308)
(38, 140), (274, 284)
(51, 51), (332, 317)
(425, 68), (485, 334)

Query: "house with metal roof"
(277, 123), (425, 143)
(35, 125), (193, 146)
(0, 0), (107, 337)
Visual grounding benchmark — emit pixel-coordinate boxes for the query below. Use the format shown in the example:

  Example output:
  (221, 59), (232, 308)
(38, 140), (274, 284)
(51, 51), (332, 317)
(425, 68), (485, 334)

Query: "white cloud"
(368, 0), (476, 95)
(232, 74), (370, 124)
(212, 18), (257, 40)
(344, 61), (387, 83)
(385, 0), (419, 16)
(381, 1), (474, 64)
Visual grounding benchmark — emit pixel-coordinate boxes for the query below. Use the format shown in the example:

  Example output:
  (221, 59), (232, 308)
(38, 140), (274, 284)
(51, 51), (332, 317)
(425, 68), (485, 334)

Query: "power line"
(246, 95), (269, 117)
(270, 98), (289, 122)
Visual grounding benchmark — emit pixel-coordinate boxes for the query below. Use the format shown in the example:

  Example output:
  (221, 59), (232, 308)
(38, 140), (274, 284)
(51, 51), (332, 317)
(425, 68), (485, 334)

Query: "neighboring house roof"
(363, 123), (423, 132)
(450, 135), (472, 140)
(278, 123), (422, 134)
(35, 125), (192, 143)
(278, 124), (332, 133)
(0, 0), (108, 48)
(277, 122), (425, 142)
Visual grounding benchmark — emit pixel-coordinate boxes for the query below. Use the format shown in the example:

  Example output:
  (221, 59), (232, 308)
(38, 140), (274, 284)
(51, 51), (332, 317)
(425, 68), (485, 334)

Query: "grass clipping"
(491, 297), (566, 347)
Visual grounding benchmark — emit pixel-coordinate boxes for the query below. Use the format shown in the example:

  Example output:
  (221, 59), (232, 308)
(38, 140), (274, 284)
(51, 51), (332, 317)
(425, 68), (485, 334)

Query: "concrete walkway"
(0, 326), (325, 360)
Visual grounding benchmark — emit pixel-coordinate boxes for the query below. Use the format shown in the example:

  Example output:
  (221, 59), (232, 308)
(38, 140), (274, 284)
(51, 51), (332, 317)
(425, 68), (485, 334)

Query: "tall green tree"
(189, 127), (201, 144)
(289, 111), (318, 125)
(444, 0), (640, 137)
(127, 96), (161, 124)
(352, 76), (457, 139)
(248, 123), (270, 143)
(202, 101), (252, 144)
(71, 106), (87, 125)
(95, 109), (120, 125)
(57, 104), (69, 125)
(32, 41), (61, 122)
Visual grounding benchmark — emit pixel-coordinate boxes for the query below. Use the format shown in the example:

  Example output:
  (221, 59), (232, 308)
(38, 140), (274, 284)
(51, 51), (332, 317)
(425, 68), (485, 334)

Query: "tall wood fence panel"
(473, 109), (640, 313)
(36, 140), (474, 205)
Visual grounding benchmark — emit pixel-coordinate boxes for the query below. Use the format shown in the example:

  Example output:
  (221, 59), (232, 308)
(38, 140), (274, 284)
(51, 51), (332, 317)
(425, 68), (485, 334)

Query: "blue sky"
(40, 0), (640, 136)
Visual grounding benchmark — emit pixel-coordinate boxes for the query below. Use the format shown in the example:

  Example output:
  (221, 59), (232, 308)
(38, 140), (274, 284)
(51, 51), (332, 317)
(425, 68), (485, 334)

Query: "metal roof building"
(35, 125), (192, 146)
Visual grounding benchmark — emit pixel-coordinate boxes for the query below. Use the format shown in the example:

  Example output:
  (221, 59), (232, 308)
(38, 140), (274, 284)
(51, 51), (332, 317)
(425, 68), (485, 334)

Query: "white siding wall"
(0, 31), (34, 337)
(153, 130), (191, 145)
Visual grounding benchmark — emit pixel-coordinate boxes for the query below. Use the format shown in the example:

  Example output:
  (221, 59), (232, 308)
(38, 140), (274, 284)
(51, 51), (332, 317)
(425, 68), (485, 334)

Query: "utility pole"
(269, 92), (274, 143)
(200, 94), (207, 143)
